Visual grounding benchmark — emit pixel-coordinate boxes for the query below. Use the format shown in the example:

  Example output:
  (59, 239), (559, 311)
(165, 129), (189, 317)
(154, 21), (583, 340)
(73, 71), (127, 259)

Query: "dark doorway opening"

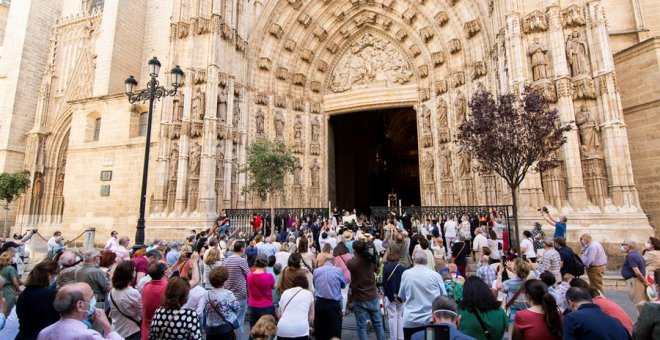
(329, 107), (420, 212)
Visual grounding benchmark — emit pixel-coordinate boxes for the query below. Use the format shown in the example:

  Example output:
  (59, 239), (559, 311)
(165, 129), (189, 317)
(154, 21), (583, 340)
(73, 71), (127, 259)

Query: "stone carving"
(317, 61), (328, 73)
(288, 0), (302, 9)
(422, 105), (432, 133)
(582, 157), (608, 207)
(418, 65), (429, 78)
(422, 151), (434, 183)
(189, 142), (201, 177)
(556, 78), (573, 97)
(192, 68), (207, 84)
(420, 27), (434, 42)
(274, 111), (285, 140)
(310, 117), (321, 155)
(284, 39), (296, 51)
(534, 81), (557, 103)
(330, 33), (413, 93)
(191, 89), (205, 121)
(274, 96), (287, 108)
(326, 42), (339, 54)
(310, 102), (321, 114)
(232, 99), (241, 128)
(382, 18), (392, 30)
(566, 31), (589, 77)
(301, 49), (314, 63)
(310, 159), (320, 187)
(311, 81), (321, 93)
(575, 105), (602, 157)
(294, 115), (303, 141)
(523, 10), (548, 33)
(396, 29), (408, 42)
(269, 23), (284, 39)
(572, 77), (597, 99)
(419, 88), (431, 101)
(438, 145), (452, 177)
(464, 19), (481, 38)
(217, 90), (227, 123)
(218, 72), (228, 87)
(561, 5), (586, 28)
(292, 73), (306, 86)
(313, 26), (328, 41)
(174, 94), (184, 122)
(435, 11), (449, 26)
(292, 98), (304, 111)
(459, 149), (472, 177)
(452, 71), (466, 87)
(256, 108), (265, 135)
(256, 92), (268, 106)
(410, 44), (421, 57)
(293, 158), (302, 186)
(435, 80), (448, 95)
(528, 38), (549, 81)
(216, 143), (225, 179)
(472, 62), (487, 79)
(448, 39), (462, 54)
(454, 90), (467, 123)
(354, 12), (377, 27)
(402, 7), (416, 23)
(437, 99), (450, 143)
(276, 67), (288, 80)
(298, 13), (311, 27)
(258, 57), (271, 70)
(432, 52), (446, 67)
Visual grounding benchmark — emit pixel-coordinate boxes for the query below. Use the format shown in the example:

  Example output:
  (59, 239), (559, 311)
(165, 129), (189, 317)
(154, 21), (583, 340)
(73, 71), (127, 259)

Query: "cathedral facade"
(0, 0), (658, 242)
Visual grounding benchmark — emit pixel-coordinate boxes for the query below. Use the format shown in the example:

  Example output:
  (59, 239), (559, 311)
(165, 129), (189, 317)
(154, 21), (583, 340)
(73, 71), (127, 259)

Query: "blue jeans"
(236, 299), (248, 335)
(353, 298), (385, 340)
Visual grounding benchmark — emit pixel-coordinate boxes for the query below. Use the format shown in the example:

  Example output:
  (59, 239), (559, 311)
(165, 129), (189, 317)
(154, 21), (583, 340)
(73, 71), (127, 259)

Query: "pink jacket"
(334, 253), (352, 284)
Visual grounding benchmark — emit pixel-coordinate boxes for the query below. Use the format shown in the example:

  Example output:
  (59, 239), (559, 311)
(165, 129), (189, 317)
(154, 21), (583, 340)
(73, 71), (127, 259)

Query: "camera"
(537, 206), (549, 213)
(425, 324), (450, 340)
(32, 229), (38, 233)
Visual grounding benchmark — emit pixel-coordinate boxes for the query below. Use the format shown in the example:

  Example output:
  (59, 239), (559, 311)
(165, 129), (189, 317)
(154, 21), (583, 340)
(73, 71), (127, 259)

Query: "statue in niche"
(293, 158), (302, 186)
(454, 90), (467, 124)
(310, 159), (320, 187)
(528, 38), (548, 81)
(232, 142), (238, 161)
(575, 105), (601, 157)
(216, 143), (225, 179)
(33, 173), (43, 198)
(217, 90), (227, 123)
(255, 109), (265, 135)
(294, 115), (303, 141)
(311, 117), (320, 141)
(422, 105), (432, 133)
(459, 149), (472, 177)
(189, 143), (201, 177)
(437, 99), (449, 143)
(566, 31), (589, 77)
(55, 173), (65, 196)
(169, 143), (179, 180)
(232, 100), (240, 128)
(438, 145), (452, 177)
(422, 151), (434, 183)
(174, 95), (184, 122)
(191, 89), (205, 121)
(274, 111), (285, 139)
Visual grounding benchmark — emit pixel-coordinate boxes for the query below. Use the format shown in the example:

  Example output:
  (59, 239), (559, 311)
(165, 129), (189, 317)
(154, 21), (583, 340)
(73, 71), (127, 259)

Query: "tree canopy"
(0, 170), (31, 206)
(241, 139), (296, 201)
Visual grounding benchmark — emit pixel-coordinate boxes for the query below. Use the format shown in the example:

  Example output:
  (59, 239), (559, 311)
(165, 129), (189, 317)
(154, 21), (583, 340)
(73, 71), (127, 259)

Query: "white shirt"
(373, 239), (384, 253)
(319, 235), (337, 251)
(104, 237), (118, 251)
(109, 287), (142, 338)
(276, 287), (314, 338)
(184, 285), (206, 316)
(444, 220), (457, 238)
(275, 251), (291, 268)
(493, 222), (505, 239)
(488, 239), (501, 260)
(472, 234), (489, 252)
(136, 275), (152, 293)
(520, 238), (537, 259)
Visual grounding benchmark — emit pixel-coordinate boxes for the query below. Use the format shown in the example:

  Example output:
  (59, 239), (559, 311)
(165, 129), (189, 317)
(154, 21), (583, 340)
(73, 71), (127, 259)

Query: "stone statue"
(294, 115), (303, 141)
(174, 94), (184, 122)
(528, 38), (548, 81)
(55, 173), (64, 196)
(33, 173), (43, 197)
(311, 117), (320, 141)
(232, 100), (241, 128)
(310, 159), (320, 187)
(293, 158), (302, 186)
(232, 142), (238, 161)
(575, 105), (601, 156)
(275, 111), (285, 139)
(566, 31), (588, 77)
(256, 109), (265, 135)
(422, 151), (434, 183)
(422, 105), (432, 133)
(454, 90), (467, 123)
(189, 143), (201, 176)
(169, 144), (179, 180)
(217, 90), (227, 123)
(437, 99), (449, 143)
(216, 143), (225, 179)
(438, 145), (452, 177)
(459, 149), (472, 177)
(191, 89), (205, 121)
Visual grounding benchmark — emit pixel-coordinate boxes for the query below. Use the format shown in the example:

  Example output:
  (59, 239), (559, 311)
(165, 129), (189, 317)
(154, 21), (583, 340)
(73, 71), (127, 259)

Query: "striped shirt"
(223, 255), (249, 300)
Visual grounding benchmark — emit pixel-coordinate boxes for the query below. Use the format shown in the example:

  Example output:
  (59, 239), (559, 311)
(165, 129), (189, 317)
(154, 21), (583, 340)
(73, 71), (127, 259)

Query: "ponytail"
(541, 292), (562, 338)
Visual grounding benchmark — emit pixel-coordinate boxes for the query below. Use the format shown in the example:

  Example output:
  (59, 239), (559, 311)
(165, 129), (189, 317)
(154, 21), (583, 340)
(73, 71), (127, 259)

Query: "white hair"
(412, 251), (428, 265)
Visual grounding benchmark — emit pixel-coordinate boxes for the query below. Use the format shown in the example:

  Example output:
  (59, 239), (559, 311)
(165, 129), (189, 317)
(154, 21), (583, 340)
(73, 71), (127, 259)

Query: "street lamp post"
(124, 57), (184, 249)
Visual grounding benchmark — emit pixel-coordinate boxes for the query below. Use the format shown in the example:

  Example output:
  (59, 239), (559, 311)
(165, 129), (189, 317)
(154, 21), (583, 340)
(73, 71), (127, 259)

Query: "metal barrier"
(225, 208), (329, 236)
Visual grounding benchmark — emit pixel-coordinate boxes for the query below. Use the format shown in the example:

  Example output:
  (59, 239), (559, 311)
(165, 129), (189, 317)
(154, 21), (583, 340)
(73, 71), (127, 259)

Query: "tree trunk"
(510, 186), (520, 248)
(2, 204), (7, 238)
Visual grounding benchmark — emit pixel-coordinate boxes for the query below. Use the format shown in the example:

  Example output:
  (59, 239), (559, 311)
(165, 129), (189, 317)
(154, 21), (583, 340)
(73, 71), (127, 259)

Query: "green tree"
(0, 170), (31, 237)
(241, 139), (296, 235)
(456, 87), (571, 246)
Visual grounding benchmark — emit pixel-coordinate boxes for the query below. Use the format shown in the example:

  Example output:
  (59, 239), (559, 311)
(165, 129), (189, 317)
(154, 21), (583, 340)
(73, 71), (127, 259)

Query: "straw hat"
(343, 230), (354, 241)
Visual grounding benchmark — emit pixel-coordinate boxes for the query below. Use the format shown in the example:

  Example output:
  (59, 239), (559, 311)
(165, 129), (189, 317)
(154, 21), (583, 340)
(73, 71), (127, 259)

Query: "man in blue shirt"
(541, 209), (567, 239)
(621, 239), (650, 305)
(563, 287), (631, 340)
(411, 296), (475, 340)
(313, 254), (346, 340)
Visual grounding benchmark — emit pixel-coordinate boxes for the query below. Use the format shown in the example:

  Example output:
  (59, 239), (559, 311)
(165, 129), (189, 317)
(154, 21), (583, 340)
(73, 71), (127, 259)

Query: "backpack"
(432, 225), (440, 238)
(570, 252), (585, 277)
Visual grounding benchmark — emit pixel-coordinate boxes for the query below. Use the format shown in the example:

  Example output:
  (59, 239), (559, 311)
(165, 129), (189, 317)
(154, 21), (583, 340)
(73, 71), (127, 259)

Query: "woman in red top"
(512, 279), (562, 340)
(247, 253), (276, 329)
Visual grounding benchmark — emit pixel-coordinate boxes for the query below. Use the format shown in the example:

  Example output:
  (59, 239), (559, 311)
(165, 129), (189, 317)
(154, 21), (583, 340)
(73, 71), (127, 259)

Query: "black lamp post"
(124, 57), (184, 250)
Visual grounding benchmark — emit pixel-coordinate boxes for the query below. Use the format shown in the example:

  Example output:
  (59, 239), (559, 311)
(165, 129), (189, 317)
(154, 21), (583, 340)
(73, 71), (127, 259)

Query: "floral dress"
(205, 288), (240, 329)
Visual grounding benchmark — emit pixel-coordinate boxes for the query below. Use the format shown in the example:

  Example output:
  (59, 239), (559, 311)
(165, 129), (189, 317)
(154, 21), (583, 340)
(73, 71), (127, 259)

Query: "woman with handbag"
(496, 260), (531, 322)
(149, 277), (202, 339)
(108, 261), (142, 340)
(276, 275), (315, 340)
(382, 252), (407, 340)
(450, 235), (469, 278)
(205, 267), (241, 340)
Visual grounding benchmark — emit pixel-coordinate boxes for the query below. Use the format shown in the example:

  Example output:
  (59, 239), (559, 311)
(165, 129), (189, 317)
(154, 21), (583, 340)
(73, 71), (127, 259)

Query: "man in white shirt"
(472, 227), (489, 259)
(111, 236), (131, 263)
(47, 231), (65, 259)
(257, 236), (278, 257)
(103, 231), (118, 251)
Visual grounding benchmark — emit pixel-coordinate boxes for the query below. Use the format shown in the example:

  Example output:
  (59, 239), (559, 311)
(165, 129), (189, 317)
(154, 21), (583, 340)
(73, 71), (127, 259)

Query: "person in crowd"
(487, 230), (501, 264)
(383, 252), (406, 340)
(347, 240), (386, 340)
(277, 274), (315, 340)
(540, 209), (567, 239)
(0, 249), (20, 313)
(37, 282), (122, 340)
(15, 259), (60, 340)
(519, 231), (537, 263)
(257, 236), (278, 258)
(112, 236), (131, 264)
(441, 271), (464, 302)
(512, 279), (562, 339)
(73, 249), (110, 302)
(104, 231), (118, 252)
(643, 237), (660, 278)
(135, 250), (165, 293)
(554, 237), (577, 277)
(472, 228), (488, 260)
(251, 314), (277, 340)
(165, 241), (181, 266)
(385, 231), (411, 267)
(433, 237), (447, 267)
(569, 278), (633, 335)
(108, 261), (142, 340)
(148, 277), (202, 339)
(140, 261), (169, 340)
(563, 287), (631, 339)
(55, 251), (80, 289)
(275, 238), (292, 268)
(531, 222), (545, 252)
(319, 230), (337, 252)
(134, 249), (161, 288)
(0, 277), (12, 336)
(247, 254), (276, 329)
(579, 233), (607, 293)
(621, 239), (650, 305)
(411, 237), (434, 271)
(297, 237), (316, 291)
(332, 241), (352, 316)
(496, 260), (530, 322)
(410, 296), (475, 340)
(316, 243), (333, 267)
(457, 276), (508, 340)
(538, 271), (569, 313)
(399, 250), (447, 340)
(202, 248), (224, 289)
(204, 266), (240, 340)
(534, 237), (562, 283)
(476, 255), (497, 288)
(46, 231), (65, 259)
(181, 253), (203, 317)
(223, 240), (250, 337)
(312, 254), (346, 340)
(633, 268), (660, 340)
(444, 215), (458, 248)
(450, 234), (469, 278)
(278, 253), (306, 295)
(99, 251), (116, 278)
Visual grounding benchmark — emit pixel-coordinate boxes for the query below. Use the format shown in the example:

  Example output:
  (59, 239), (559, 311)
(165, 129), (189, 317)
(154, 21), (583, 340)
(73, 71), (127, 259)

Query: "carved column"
(546, 4), (589, 208)
(223, 79), (235, 206)
(198, 66), (218, 216)
(585, 1), (640, 207)
(175, 86), (192, 214)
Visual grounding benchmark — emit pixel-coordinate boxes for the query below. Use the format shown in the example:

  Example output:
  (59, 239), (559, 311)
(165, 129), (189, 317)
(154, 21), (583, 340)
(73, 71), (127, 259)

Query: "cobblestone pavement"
(239, 290), (638, 340)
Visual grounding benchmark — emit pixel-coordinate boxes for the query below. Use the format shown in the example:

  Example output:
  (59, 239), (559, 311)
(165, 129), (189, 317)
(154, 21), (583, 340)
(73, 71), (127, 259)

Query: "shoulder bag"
(451, 242), (466, 264)
(109, 292), (141, 329)
(280, 287), (304, 316)
(206, 292), (237, 340)
(472, 310), (494, 340)
(504, 283), (526, 309)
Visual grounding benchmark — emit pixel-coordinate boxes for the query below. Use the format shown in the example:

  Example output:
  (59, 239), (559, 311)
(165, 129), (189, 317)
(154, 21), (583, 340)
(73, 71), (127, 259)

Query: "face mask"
(645, 242), (652, 250)
(86, 296), (97, 316)
(620, 245), (627, 252)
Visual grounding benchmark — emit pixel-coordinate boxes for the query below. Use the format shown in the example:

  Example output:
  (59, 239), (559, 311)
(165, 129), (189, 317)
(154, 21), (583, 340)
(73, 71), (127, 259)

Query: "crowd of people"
(0, 208), (656, 339)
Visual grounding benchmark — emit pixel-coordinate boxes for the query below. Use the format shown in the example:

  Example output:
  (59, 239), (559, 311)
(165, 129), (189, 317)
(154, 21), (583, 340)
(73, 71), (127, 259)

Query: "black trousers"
(314, 297), (342, 340)
(404, 326), (425, 340)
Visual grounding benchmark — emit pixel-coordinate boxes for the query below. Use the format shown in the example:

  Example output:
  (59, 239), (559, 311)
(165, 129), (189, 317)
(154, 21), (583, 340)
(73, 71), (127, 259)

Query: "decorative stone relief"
(432, 52), (446, 67)
(189, 142), (201, 178)
(276, 67), (289, 80)
(313, 26), (328, 41)
(269, 23), (284, 39)
(310, 117), (320, 155)
(256, 92), (268, 106)
(464, 20), (481, 38)
(402, 7), (416, 23)
(293, 158), (302, 186)
(310, 159), (320, 188)
(523, 10), (548, 33)
(382, 18), (393, 30)
(168, 143), (179, 180)
(382, 0), (394, 9)
(566, 31), (589, 77)
(298, 13), (311, 27)
(191, 89), (205, 121)
(572, 77), (596, 99)
(458, 148), (472, 177)
(284, 39), (296, 51)
(396, 29), (408, 42)
(288, 0), (302, 10)
(528, 39), (549, 81)
(472, 62), (487, 79)
(454, 90), (467, 123)
(191, 68), (207, 84)
(258, 57), (271, 71)
(420, 27), (434, 42)
(310, 102), (321, 114)
(274, 111), (285, 140)
(438, 144), (452, 177)
(311, 81), (321, 93)
(301, 49), (315, 63)
(274, 95), (287, 108)
(355, 12), (377, 27)
(449, 0), (459, 5)
(326, 42), (339, 54)
(292, 115), (304, 154)
(419, 88), (431, 101)
(218, 72), (228, 87)
(435, 11), (449, 26)
(452, 71), (466, 87)
(534, 81), (557, 103)
(422, 151), (435, 183)
(330, 33), (414, 93)
(418, 65), (429, 78)
(435, 80), (448, 95)
(448, 39), (462, 54)
(556, 78), (573, 98)
(255, 108), (265, 135)
(317, 60), (328, 73)
(561, 5), (586, 28)
(232, 98), (241, 128)
(219, 22), (233, 41)
(575, 105), (602, 157)
(235, 36), (247, 53)
(437, 99), (450, 143)
(292, 98), (305, 111)
(410, 44), (421, 57)
(292, 73), (306, 86)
